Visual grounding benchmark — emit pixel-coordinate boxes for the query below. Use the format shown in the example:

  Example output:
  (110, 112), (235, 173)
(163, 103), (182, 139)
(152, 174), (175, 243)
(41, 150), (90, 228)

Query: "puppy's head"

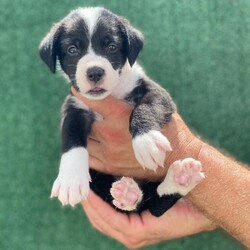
(39, 7), (143, 99)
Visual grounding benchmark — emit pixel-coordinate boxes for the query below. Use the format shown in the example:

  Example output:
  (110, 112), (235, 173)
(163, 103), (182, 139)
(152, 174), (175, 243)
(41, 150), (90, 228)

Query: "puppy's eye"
(108, 43), (118, 53)
(67, 45), (78, 55)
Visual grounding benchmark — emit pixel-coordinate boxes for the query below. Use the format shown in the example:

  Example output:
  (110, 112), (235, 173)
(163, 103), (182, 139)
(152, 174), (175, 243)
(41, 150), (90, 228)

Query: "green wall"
(1, 0), (249, 249)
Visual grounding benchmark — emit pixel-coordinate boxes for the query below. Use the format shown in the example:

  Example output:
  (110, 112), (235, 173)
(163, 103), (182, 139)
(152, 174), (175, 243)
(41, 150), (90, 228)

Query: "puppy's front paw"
(50, 147), (91, 207)
(51, 172), (90, 207)
(132, 130), (172, 171)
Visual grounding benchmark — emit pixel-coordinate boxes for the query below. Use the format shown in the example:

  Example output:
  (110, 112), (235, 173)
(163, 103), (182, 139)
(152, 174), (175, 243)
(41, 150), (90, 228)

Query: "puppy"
(39, 7), (204, 217)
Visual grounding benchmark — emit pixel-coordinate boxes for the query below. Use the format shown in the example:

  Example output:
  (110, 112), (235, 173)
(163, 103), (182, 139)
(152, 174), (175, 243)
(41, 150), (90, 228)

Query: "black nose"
(87, 67), (105, 83)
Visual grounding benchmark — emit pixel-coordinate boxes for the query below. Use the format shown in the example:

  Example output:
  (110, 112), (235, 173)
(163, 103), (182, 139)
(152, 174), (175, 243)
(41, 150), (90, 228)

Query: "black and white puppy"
(39, 7), (204, 217)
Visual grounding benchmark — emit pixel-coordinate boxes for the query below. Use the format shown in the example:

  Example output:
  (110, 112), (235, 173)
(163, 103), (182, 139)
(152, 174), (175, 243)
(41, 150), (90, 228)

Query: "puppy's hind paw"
(157, 158), (205, 197)
(110, 177), (142, 211)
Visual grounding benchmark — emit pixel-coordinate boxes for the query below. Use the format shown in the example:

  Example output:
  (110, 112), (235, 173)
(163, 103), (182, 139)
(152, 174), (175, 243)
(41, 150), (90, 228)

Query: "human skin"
(83, 191), (215, 249)
(72, 88), (250, 248)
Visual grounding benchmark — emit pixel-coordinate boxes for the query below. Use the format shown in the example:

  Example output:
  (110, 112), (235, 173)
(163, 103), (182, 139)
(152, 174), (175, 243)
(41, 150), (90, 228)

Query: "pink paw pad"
(172, 158), (205, 187)
(110, 177), (142, 211)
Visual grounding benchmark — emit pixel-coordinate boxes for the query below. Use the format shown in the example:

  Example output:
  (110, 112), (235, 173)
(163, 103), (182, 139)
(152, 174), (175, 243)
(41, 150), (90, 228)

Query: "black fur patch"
(124, 78), (149, 104)
(57, 15), (89, 82)
(61, 97), (94, 152)
(129, 79), (176, 137)
(91, 10), (128, 70)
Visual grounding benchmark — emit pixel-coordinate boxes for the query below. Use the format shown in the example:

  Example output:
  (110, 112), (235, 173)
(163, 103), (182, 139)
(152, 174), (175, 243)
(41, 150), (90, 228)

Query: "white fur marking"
(50, 147), (91, 206)
(132, 130), (172, 171)
(75, 54), (119, 100)
(157, 158), (205, 196)
(77, 7), (103, 36)
(112, 61), (145, 100)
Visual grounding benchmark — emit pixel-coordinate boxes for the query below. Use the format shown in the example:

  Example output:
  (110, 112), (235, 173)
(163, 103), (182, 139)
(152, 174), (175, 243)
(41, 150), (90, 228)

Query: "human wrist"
(142, 119), (202, 182)
(186, 142), (250, 246)
(162, 113), (204, 169)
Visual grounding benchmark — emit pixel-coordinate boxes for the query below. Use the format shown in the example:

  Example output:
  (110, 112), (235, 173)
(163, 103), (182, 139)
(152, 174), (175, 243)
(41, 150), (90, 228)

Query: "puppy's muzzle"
(87, 67), (105, 83)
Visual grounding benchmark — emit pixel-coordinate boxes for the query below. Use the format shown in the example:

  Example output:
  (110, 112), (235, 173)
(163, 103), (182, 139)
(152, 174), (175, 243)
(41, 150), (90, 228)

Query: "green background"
(1, 0), (249, 249)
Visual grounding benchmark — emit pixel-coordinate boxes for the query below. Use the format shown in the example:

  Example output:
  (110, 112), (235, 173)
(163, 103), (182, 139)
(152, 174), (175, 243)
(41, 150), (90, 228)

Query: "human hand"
(73, 89), (216, 247)
(82, 191), (216, 249)
(72, 88), (203, 181)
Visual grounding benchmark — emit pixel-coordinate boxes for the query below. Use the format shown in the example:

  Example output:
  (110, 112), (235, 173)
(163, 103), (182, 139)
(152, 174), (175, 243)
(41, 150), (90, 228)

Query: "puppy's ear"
(120, 17), (144, 67)
(39, 23), (61, 73)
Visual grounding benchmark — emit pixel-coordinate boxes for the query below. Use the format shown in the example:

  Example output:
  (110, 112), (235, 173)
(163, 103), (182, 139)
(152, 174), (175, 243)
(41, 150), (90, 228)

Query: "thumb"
(71, 87), (132, 117)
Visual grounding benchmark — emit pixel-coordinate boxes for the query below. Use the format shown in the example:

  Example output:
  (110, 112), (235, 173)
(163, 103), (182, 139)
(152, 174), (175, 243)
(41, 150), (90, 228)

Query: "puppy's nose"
(87, 67), (105, 83)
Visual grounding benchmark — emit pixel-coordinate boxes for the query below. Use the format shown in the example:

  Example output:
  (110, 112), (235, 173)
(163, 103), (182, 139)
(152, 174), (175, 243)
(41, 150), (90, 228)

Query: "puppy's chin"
(80, 89), (111, 100)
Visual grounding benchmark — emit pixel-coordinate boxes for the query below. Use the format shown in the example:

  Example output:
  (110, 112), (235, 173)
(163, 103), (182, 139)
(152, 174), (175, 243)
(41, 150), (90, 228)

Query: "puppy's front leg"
(130, 87), (175, 171)
(51, 95), (94, 206)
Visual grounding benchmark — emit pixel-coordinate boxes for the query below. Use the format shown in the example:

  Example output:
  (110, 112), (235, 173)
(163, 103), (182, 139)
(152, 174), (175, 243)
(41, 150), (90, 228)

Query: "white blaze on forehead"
(77, 7), (104, 37)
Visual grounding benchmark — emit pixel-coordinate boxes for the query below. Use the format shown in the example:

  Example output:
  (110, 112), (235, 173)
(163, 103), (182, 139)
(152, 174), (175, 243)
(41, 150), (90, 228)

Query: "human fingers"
(85, 191), (154, 248)
(87, 138), (103, 158)
(82, 191), (146, 249)
(87, 140), (157, 178)
(84, 191), (130, 230)
(88, 122), (104, 142)
(89, 155), (104, 170)
(88, 139), (168, 179)
(71, 87), (132, 118)
(82, 193), (129, 244)
(141, 198), (216, 240)
(87, 138), (110, 172)
(83, 193), (215, 248)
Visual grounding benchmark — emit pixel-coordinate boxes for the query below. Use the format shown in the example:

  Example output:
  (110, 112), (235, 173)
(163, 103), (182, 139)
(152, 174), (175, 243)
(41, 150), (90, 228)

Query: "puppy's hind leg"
(149, 158), (204, 217)
(157, 158), (205, 197)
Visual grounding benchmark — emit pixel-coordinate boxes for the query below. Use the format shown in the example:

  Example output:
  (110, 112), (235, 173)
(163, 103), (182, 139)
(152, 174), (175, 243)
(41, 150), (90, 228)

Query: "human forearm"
(188, 143), (250, 246)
